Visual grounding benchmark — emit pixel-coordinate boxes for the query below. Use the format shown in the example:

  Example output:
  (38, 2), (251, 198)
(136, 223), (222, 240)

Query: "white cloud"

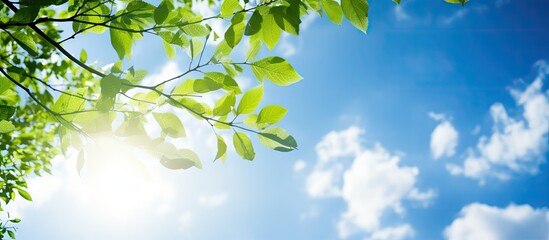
(307, 126), (434, 239)
(429, 112), (459, 160)
(444, 203), (549, 240)
(198, 193), (228, 207)
(293, 160), (307, 172)
(447, 62), (549, 183)
(367, 225), (415, 240)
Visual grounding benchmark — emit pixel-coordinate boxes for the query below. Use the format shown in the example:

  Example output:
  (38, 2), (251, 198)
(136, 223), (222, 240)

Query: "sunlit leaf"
(215, 134), (227, 162)
(153, 112), (186, 138)
(341, 0), (369, 32)
(250, 57), (302, 86)
(258, 127), (297, 152)
(236, 85), (263, 114)
(233, 131), (255, 160)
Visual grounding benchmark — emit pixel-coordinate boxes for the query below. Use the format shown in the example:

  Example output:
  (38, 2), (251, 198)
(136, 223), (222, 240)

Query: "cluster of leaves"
(0, 0), (466, 237)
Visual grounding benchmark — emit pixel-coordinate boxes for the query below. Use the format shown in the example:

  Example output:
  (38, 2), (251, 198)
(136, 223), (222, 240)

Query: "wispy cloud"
(306, 126), (435, 239)
(444, 203), (549, 240)
(447, 61), (549, 184)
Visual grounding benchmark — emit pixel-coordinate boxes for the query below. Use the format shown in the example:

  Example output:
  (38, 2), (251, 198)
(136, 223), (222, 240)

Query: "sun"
(75, 134), (159, 221)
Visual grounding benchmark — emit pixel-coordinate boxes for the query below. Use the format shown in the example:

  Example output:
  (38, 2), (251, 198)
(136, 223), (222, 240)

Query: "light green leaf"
(444, 0), (468, 5)
(225, 13), (246, 48)
(110, 22), (133, 59)
(233, 131), (255, 160)
(243, 114), (259, 129)
(150, 142), (202, 169)
(250, 57), (302, 86)
(17, 188), (32, 201)
(182, 23), (210, 37)
(321, 0), (343, 25)
(163, 40), (176, 59)
(236, 85), (263, 114)
(246, 35), (262, 61)
(80, 49), (87, 62)
(213, 91), (236, 116)
(258, 127), (297, 152)
(220, 0), (242, 18)
(341, 0), (369, 33)
(12, 31), (38, 56)
(51, 90), (86, 119)
(0, 120), (15, 133)
(215, 134), (227, 162)
(100, 74), (122, 98)
(193, 78), (222, 93)
(189, 38), (204, 59)
(153, 112), (186, 138)
(261, 13), (281, 50)
(257, 105), (287, 128)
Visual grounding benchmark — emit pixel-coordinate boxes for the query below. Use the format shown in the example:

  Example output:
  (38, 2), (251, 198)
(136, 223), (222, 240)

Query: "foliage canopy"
(0, 0), (465, 237)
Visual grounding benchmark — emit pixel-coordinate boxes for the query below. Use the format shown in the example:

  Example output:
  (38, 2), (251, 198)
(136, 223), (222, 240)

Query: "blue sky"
(6, 0), (549, 239)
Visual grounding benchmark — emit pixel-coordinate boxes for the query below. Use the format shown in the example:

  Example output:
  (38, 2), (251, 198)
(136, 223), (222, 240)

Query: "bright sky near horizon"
(6, 0), (549, 239)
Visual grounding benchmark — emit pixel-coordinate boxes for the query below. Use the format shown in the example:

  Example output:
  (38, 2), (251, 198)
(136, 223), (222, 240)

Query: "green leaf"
(213, 91), (236, 116)
(17, 188), (32, 201)
(233, 132), (255, 160)
(236, 85), (263, 114)
(215, 134), (227, 162)
(150, 142), (202, 169)
(8, 229), (15, 239)
(11, 5), (40, 23)
(271, 5), (300, 35)
(445, 0), (468, 5)
(77, 150), (85, 174)
(0, 120), (15, 133)
(193, 78), (222, 93)
(244, 10), (263, 36)
(182, 23), (210, 37)
(257, 105), (287, 128)
(225, 13), (246, 48)
(243, 114), (259, 129)
(246, 35), (262, 61)
(189, 38), (204, 59)
(51, 90), (86, 119)
(261, 14), (281, 50)
(9, 218), (21, 223)
(220, 0), (242, 18)
(341, 0), (369, 33)
(12, 31), (38, 56)
(110, 22), (133, 59)
(154, 0), (171, 24)
(0, 105), (15, 120)
(250, 57), (302, 86)
(258, 127), (297, 152)
(100, 74), (122, 98)
(153, 112), (186, 138)
(80, 49), (88, 62)
(163, 40), (176, 59)
(393, 0), (401, 4)
(321, 0), (343, 25)
(160, 149), (201, 170)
